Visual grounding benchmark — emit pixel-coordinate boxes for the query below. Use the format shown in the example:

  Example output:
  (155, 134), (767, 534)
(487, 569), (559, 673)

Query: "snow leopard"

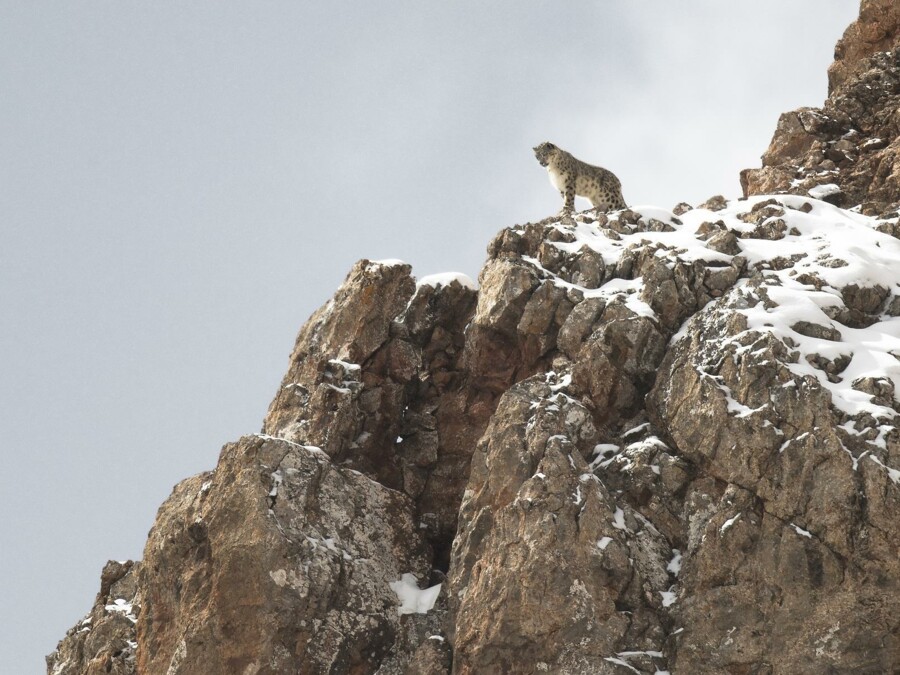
(533, 142), (626, 215)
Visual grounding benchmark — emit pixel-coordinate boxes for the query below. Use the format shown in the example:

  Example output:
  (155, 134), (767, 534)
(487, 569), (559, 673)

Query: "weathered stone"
(262, 258), (416, 453)
(572, 303), (668, 424)
(647, 283), (900, 673)
(46, 561), (140, 675)
(136, 436), (434, 674)
(743, 21), (900, 217)
(449, 377), (670, 674)
(829, 0), (900, 94)
(49, 5), (900, 673)
(699, 194), (728, 211)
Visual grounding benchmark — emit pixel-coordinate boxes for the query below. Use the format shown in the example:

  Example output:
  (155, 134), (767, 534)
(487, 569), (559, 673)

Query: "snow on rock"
(370, 258), (408, 267)
(389, 573), (442, 615)
(667, 549), (682, 576)
(719, 513), (742, 535)
(104, 598), (137, 624)
(808, 183), (842, 199)
(416, 271), (477, 290)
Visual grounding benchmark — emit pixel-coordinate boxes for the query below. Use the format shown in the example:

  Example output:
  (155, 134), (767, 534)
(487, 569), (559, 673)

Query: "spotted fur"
(533, 142), (626, 215)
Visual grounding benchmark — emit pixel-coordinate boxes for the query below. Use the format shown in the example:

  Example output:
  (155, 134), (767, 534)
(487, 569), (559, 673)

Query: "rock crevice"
(49, 4), (900, 673)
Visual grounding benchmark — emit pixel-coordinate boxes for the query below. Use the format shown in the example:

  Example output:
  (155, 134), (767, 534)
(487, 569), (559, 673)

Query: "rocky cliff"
(49, 3), (900, 673)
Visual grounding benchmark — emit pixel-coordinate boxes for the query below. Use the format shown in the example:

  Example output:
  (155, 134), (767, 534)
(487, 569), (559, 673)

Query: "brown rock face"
(742, 0), (900, 217)
(262, 260), (479, 568)
(50, 3), (900, 673)
(647, 279), (900, 673)
(47, 561), (139, 675)
(134, 436), (437, 674)
(449, 377), (670, 674)
(828, 0), (900, 94)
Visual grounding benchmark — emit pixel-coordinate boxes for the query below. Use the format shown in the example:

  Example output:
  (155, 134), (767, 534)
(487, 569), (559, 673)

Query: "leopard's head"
(533, 142), (558, 167)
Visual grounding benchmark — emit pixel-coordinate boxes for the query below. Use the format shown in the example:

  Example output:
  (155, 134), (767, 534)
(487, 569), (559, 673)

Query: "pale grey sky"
(1, 2), (859, 671)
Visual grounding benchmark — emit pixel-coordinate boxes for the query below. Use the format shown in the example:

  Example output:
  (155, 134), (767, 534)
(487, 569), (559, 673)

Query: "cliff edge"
(49, 2), (900, 673)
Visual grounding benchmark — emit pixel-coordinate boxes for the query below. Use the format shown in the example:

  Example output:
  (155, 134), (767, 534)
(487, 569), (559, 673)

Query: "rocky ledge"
(741, 0), (900, 217)
(49, 2), (900, 673)
(49, 193), (900, 674)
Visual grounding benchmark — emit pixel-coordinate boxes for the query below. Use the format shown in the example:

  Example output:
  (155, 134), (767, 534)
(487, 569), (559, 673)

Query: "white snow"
(104, 598), (137, 624)
(603, 657), (642, 674)
(254, 434), (328, 456)
(604, 651), (667, 675)
(667, 549), (682, 576)
(612, 507), (628, 531)
(389, 573), (442, 615)
(416, 271), (477, 290)
(623, 422), (651, 437)
(618, 650), (665, 658)
(590, 444), (623, 471)
(597, 536), (614, 550)
(522, 199), (900, 441)
(720, 513), (741, 534)
(791, 523), (813, 538)
(327, 358), (361, 371)
(269, 471), (283, 497)
(527, 197), (892, 479)
(661, 590), (677, 607)
(572, 484), (583, 505)
(807, 183), (841, 199)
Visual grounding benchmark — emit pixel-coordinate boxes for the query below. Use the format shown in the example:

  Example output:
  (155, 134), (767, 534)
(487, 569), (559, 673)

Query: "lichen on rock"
(49, 2), (900, 672)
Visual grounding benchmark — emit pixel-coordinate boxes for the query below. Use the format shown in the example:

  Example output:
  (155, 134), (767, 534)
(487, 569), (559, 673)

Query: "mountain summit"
(48, 2), (900, 673)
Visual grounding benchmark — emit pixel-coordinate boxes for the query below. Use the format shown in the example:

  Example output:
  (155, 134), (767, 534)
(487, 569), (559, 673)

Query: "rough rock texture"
(742, 0), (900, 216)
(648, 276), (900, 673)
(261, 260), (481, 570)
(50, 3), (900, 673)
(828, 0), (900, 94)
(47, 561), (140, 675)
(449, 377), (671, 674)
(134, 435), (439, 674)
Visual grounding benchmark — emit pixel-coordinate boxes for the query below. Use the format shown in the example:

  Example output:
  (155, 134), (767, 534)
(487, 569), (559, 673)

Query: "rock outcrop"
(47, 561), (140, 675)
(50, 3), (900, 673)
(741, 0), (900, 217)
(828, 0), (900, 94)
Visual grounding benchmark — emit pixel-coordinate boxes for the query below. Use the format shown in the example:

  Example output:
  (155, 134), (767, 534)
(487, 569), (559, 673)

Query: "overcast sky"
(1, 2), (859, 671)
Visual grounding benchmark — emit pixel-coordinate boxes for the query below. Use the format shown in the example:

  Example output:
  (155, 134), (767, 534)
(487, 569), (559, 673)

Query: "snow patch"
(389, 573), (442, 615)
(720, 513), (741, 535)
(417, 271), (477, 290)
(791, 523), (813, 538)
(807, 183), (841, 199)
(667, 549), (682, 576)
(104, 598), (137, 624)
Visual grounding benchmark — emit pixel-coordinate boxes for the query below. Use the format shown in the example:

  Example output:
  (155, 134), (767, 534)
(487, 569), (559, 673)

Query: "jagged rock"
(46, 561), (139, 675)
(571, 303), (667, 422)
(647, 276), (900, 673)
(449, 376), (670, 674)
(50, 4), (900, 673)
(403, 637), (452, 675)
(698, 195), (728, 211)
(136, 436), (436, 674)
(828, 0), (900, 94)
(742, 26), (900, 217)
